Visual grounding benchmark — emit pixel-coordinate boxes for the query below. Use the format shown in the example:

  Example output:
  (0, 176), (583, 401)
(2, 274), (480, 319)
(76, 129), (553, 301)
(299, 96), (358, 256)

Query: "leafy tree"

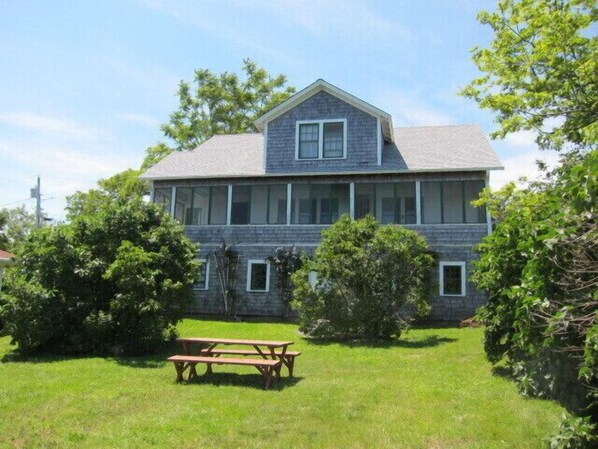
(267, 245), (302, 316)
(66, 169), (147, 220)
(0, 206), (36, 252)
(473, 150), (598, 428)
(0, 197), (199, 355)
(461, 0), (598, 151)
(141, 142), (174, 171)
(291, 216), (435, 340)
(213, 240), (240, 318)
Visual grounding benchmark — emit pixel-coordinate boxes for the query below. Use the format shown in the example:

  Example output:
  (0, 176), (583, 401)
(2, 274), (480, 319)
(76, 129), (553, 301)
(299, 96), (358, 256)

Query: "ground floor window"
(194, 258), (209, 290)
(246, 259), (270, 292)
(439, 261), (466, 296)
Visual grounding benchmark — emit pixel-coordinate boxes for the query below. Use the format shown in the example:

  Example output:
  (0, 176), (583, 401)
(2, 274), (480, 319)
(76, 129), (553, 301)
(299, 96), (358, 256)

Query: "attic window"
(296, 119), (346, 160)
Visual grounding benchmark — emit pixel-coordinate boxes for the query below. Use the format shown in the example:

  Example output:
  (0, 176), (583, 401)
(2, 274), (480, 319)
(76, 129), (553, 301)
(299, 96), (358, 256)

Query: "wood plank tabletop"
(177, 337), (294, 348)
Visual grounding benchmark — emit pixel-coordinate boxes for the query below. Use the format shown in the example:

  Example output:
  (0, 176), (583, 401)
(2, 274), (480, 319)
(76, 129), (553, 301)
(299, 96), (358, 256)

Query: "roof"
(140, 124), (503, 181)
(254, 79), (395, 142)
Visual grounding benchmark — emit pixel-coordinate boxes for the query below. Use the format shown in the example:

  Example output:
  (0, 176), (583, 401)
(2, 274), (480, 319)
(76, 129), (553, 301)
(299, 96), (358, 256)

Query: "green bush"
(0, 199), (199, 355)
(473, 151), (598, 418)
(291, 215), (435, 340)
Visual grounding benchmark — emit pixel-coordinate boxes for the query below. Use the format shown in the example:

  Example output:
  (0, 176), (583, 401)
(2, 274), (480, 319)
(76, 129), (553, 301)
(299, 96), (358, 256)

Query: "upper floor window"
(296, 119), (347, 160)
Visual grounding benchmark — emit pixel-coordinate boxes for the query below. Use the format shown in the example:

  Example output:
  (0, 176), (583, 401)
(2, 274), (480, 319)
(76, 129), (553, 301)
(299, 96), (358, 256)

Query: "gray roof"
(140, 124), (502, 181)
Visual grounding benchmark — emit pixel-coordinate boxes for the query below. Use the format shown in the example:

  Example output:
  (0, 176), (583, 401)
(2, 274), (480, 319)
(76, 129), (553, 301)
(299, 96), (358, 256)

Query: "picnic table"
(168, 337), (301, 390)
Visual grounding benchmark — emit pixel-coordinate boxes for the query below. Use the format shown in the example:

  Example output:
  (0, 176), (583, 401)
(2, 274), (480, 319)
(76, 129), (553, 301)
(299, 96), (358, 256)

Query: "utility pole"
(30, 176), (41, 228)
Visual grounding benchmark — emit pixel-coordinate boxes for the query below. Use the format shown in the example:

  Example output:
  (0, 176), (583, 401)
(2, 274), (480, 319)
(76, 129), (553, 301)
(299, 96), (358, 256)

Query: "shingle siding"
(266, 91), (379, 173)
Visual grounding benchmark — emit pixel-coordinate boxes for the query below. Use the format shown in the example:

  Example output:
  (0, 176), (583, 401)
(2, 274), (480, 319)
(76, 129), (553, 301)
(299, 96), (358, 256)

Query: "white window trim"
(295, 119), (347, 160)
(194, 258), (210, 290)
(439, 261), (466, 297)
(246, 259), (271, 292)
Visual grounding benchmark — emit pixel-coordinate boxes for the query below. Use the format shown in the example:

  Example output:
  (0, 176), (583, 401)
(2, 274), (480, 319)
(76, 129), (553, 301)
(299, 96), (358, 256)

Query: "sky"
(0, 0), (560, 221)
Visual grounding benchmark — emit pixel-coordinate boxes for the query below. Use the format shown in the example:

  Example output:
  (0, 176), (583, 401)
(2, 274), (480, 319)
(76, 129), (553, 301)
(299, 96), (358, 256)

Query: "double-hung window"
(439, 261), (466, 296)
(297, 120), (346, 160)
(195, 258), (209, 290)
(246, 260), (270, 292)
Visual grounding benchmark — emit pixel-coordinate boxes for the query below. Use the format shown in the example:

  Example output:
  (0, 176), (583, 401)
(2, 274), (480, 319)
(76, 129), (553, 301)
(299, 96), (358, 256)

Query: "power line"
(0, 197), (34, 208)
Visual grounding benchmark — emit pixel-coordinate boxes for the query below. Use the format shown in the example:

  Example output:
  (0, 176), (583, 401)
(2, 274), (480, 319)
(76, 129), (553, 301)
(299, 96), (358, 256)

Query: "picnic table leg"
(188, 363), (198, 381)
(174, 362), (185, 383)
(287, 356), (295, 378)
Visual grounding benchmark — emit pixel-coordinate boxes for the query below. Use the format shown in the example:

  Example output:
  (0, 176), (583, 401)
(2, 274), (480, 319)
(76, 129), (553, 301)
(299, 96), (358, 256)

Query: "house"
(140, 79), (502, 320)
(0, 249), (13, 292)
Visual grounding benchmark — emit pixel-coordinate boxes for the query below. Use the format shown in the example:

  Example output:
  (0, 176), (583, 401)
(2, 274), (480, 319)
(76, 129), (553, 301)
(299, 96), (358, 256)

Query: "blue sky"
(0, 0), (555, 221)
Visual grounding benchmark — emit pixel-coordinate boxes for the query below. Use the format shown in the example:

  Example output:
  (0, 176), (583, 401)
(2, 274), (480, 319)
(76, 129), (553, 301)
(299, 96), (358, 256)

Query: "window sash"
(323, 122), (344, 158)
(247, 260), (270, 292)
(298, 124), (319, 159)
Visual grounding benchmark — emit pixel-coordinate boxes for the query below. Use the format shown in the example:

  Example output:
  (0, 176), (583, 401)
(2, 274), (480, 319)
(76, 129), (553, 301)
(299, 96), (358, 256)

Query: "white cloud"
(373, 89), (455, 127)
(117, 113), (160, 128)
(0, 112), (108, 141)
(490, 149), (560, 189)
(0, 135), (140, 221)
(503, 130), (538, 148)
(261, 0), (412, 41)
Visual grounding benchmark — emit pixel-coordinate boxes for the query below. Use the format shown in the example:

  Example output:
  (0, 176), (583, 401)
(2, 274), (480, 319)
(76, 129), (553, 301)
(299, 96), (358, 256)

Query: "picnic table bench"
(168, 337), (301, 390)
(167, 355), (281, 390)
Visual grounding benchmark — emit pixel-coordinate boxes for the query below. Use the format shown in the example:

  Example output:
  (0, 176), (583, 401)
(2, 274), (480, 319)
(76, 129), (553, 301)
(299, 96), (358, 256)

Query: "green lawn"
(0, 319), (562, 449)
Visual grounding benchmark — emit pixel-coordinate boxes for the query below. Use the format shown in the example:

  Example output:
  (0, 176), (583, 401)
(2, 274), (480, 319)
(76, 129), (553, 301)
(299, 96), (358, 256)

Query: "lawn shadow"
(182, 372), (303, 391)
(491, 364), (515, 380)
(303, 334), (458, 349)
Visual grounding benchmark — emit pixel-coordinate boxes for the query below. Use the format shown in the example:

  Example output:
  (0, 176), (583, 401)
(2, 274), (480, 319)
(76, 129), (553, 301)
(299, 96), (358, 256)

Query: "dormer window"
(296, 119), (347, 160)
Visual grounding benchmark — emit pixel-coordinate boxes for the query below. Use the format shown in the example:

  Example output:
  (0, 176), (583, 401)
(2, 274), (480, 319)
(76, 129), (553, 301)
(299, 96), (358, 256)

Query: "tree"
(0, 196), (199, 355)
(161, 58), (295, 152)
(472, 150), (598, 441)
(291, 216), (435, 340)
(461, 0), (598, 151)
(213, 240), (241, 318)
(141, 142), (174, 171)
(65, 169), (147, 220)
(267, 245), (302, 316)
(0, 206), (36, 252)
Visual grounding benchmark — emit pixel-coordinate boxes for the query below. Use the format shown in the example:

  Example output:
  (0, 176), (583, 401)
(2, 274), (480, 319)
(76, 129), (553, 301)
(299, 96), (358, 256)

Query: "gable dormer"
(255, 80), (394, 174)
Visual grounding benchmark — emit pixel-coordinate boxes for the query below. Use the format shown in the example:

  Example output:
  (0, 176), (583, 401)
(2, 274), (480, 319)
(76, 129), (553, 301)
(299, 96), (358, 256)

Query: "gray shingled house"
(140, 79), (502, 320)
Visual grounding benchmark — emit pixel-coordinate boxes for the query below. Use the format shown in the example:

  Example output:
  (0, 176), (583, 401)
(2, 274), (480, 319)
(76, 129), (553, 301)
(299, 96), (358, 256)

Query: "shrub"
(0, 198), (199, 355)
(291, 215), (435, 340)
(473, 151), (598, 424)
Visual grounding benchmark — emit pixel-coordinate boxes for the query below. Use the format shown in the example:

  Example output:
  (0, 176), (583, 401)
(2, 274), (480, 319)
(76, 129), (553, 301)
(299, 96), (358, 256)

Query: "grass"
(0, 319), (563, 449)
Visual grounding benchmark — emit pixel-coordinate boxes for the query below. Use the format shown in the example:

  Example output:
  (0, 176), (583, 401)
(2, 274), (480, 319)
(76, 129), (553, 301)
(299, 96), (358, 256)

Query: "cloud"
(373, 89), (455, 127)
(0, 134), (140, 221)
(117, 113), (160, 128)
(490, 149), (560, 188)
(260, 0), (412, 41)
(503, 130), (538, 148)
(0, 112), (108, 141)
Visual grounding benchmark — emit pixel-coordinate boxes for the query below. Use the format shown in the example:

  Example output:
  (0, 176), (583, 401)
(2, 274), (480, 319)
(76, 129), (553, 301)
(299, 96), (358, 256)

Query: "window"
(421, 180), (486, 224)
(291, 183), (350, 224)
(170, 186), (227, 225)
(194, 259), (209, 290)
(296, 120), (346, 160)
(231, 185), (288, 225)
(246, 260), (270, 292)
(323, 122), (344, 158)
(153, 188), (172, 214)
(298, 124), (319, 159)
(354, 182), (416, 224)
(440, 261), (466, 296)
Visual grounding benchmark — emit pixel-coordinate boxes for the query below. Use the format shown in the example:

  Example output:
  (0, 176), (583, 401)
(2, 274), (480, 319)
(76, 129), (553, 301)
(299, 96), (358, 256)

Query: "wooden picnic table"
(168, 337), (300, 389)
